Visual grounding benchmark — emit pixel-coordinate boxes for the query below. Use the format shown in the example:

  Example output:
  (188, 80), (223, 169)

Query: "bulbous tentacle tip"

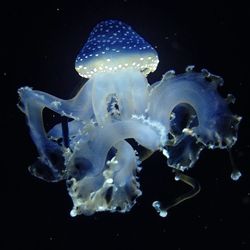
(152, 201), (168, 217)
(228, 149), (242, 181)
(231, 170), (242, 181)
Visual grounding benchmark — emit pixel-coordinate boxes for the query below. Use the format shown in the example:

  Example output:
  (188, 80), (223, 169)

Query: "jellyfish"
(17, 20), (241, 217)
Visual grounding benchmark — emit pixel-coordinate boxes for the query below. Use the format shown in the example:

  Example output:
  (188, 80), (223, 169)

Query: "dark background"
(3, 1), (250, 249)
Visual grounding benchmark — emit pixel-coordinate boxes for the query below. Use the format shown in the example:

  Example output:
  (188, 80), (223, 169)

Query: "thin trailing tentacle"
(153, 170), (201, 217)
(228, 149), (242, 181)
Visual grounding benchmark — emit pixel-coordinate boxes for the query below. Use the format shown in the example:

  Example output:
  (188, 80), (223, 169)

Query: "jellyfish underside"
(17, 20), (241, 217)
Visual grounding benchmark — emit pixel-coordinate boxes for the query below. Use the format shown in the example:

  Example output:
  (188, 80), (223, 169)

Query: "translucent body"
(18, 20), (241, 217)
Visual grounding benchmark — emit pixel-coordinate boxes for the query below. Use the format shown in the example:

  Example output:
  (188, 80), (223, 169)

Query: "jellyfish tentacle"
(153, 170), (200, 217)
(173, 170), (201, 205)
(228, 149), (242, 181)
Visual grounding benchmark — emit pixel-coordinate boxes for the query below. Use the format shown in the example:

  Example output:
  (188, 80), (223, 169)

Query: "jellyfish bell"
(75, 20), (159, 78)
